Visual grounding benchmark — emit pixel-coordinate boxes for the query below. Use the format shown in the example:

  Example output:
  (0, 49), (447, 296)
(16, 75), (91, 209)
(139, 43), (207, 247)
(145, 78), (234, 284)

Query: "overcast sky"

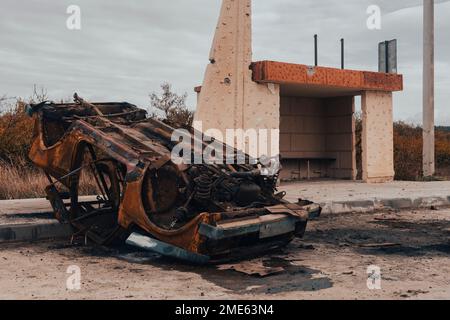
(0, 0), (449, 124)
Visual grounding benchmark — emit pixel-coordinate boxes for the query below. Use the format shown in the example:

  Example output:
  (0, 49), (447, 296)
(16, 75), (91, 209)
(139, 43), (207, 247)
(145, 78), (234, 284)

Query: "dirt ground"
(1, 208), (450, 300)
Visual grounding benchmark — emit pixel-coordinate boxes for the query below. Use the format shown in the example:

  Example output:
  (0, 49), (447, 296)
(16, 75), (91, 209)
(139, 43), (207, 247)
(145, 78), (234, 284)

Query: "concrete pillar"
(194, 0), (280, 157)
(423, 0), (435, 177)
(361, 91), (395, 183)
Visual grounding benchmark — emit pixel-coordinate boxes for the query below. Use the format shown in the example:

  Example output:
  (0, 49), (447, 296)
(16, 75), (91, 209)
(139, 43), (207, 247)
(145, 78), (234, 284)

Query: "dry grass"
(0, 161), (99, 200)
(0, 163), (49, 199)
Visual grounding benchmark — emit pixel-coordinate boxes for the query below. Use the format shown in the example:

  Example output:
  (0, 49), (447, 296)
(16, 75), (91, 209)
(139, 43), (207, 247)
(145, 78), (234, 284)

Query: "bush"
(393, 122), (423, 180)
(0, 100), (35, 164)
(149, 83), (194, 129)
(355, 118), (450, 181)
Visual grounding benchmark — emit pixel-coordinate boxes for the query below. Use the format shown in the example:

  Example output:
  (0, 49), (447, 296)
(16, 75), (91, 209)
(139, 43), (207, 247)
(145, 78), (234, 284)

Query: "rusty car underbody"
(27, 94), (320, 264)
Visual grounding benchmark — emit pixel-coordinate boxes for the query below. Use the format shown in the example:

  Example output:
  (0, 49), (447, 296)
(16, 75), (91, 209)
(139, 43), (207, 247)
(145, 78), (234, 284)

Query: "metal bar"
(46, 161), (100, 188)
(66, 109), (143, 120)
(314, 34), (318, 66)
(44, 172), (54, 185)
(385, 40), (389, 73)
(74, 93), (104, 116)
(87, 145), (110, 203)
(89, 163), (108, 202)
(341, 38), (345, 69)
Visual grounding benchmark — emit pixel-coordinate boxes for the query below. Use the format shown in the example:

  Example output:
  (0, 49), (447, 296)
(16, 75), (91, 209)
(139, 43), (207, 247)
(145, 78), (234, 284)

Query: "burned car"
(27, 94), (320, 264)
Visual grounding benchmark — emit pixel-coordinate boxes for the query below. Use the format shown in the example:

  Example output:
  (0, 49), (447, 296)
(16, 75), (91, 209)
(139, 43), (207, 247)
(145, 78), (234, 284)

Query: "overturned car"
(27, 94), (320, 264)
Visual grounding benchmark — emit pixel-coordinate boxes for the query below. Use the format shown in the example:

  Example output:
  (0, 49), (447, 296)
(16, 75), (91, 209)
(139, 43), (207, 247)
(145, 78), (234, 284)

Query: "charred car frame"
(27, 94), (320, 263)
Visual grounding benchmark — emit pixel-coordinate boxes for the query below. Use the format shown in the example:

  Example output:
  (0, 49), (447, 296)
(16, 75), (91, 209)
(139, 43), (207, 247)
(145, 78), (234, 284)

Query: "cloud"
(0, 0), (448, 124)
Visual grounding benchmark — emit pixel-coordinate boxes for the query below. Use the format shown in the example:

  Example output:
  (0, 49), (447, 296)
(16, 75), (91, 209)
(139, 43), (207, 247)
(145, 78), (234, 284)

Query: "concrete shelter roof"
(251, 61), (403, 97)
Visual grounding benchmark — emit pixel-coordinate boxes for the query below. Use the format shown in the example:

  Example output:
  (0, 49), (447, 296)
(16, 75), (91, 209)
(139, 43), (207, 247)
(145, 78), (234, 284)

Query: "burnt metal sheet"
(126, 232), (210, 265)
(259, 217), (296, 239)
(199, 214), (297, 241)
(199, 222), (260, 240)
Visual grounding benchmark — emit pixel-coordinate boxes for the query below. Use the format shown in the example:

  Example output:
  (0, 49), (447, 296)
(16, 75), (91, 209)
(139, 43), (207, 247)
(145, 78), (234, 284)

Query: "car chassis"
(27, 94), (321, 264)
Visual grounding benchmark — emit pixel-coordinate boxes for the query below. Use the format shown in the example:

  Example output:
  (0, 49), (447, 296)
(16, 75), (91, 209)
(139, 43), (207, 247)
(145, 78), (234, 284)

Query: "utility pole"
(423, 0), (435, 177)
